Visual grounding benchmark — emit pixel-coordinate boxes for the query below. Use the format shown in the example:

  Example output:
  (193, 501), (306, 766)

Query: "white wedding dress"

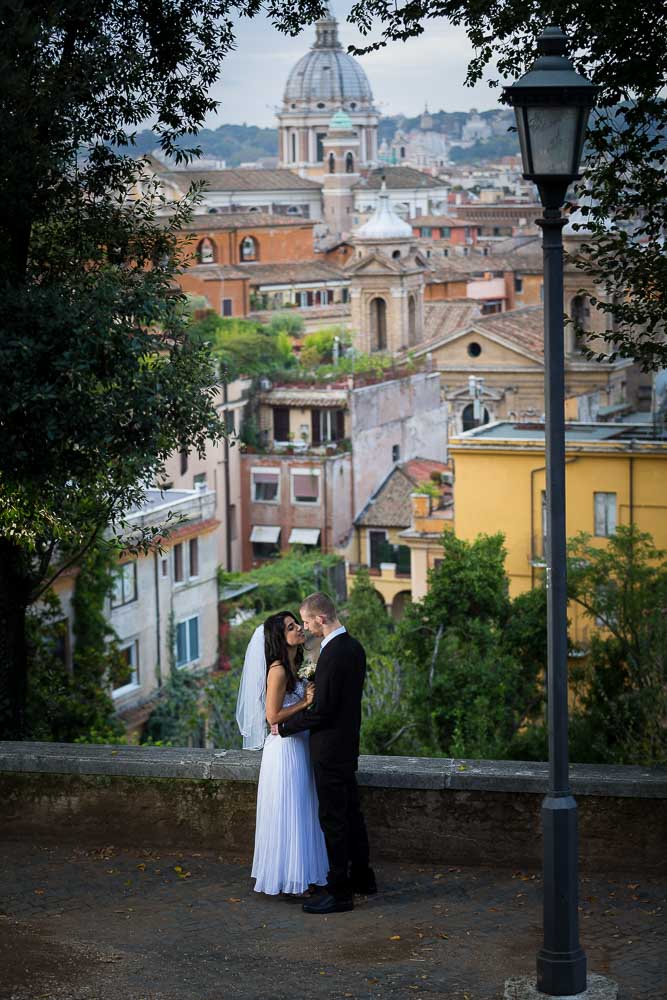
(251, 679), (329, 895)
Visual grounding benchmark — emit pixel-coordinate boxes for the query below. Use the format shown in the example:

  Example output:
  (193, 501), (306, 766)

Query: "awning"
(250, 525), (281, 544)
(288, 528), (321, 546)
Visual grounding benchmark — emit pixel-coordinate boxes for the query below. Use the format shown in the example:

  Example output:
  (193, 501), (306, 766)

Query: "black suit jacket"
(279, 631), (366, 768)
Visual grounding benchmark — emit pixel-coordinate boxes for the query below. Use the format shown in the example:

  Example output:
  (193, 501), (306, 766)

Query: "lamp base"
(504, 973), (618, 1000)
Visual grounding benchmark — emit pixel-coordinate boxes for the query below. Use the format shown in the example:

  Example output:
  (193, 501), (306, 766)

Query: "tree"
(0, 3), (260, 736)
(188, 313), (295, 376)
(394, 532), (545, 756)
(345, 567), (392, 656)
(343, 1), (666, 369)
(567, 527), (667, 765)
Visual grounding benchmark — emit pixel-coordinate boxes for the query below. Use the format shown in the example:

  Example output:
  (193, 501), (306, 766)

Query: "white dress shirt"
(319, 625), (346, 652)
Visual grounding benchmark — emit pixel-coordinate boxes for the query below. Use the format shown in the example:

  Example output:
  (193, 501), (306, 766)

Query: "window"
(176, 616), (200, 668)
(392, 249), (401, 259)
(369, 529), (388, 569)
(594, 492), (617, 537)
(311, 408), (344, 444)
(189, 538), (199, 578)
(421, 227), (432, 238)
(273, 406), (290, 442)
(341, 288), (349, 304)
(291, 469), (320, 504)
(467, 341), (482, 358)
(514, 275), (524, 294)
(462, 404), (490, 431)
(328, 152), (336, 174)
(193, 472), (207, 489)
(225, 409), (235, 434)
(345, 152), (354, 174)
(111, 562), (137, 608)
(291, 132), (297, 162)
(197, 238), (216, 264)
(251, 525), (281, 560)
(113, 640), (140, 695)
(392, 444), (400, 462)
(222, 298), (233, 317)
(240, 236), (257, 261)
(441, 227), (451, 239)
(252, 468), (280, 503)
(442, 248), (449, 257)
(174, 543), (184, 583)
(316, 132), (327, 162)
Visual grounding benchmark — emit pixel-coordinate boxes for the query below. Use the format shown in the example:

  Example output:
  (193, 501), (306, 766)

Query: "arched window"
(569, 295), (589, 352)
(197, 238), (216, 265)
(462, 403), (490, 432)
(240, 236), (258, 262)
(328, 152), (336, 174)
(408, 294), (417, 346)
(291, 132), (297, 162)
(392, 249), (401, 260)
(345, 152), (354, 174)
(400, 146), (406, 159)
(370, 297), (387, 351)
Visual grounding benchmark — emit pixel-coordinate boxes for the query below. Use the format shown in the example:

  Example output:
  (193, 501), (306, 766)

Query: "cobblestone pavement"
(0, 841), (664, 1000)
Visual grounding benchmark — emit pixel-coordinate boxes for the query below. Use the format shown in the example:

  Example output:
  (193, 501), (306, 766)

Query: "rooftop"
(181, 211), (316, 232)
(451, 420), (667, 447)
(239, 260), (347, 286)
(356, 459), (451, 528)
(160, 168), (323, 193)
(354, 167), (446, 191)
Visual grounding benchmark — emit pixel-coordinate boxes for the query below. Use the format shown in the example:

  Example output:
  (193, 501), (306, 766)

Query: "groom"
(276, 591), (375, 914)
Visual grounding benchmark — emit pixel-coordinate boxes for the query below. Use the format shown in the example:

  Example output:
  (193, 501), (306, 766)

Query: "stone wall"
(1, 743), (665, 874)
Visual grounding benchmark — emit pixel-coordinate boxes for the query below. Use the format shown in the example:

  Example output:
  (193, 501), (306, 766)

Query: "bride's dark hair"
(264, 611), (304, 693)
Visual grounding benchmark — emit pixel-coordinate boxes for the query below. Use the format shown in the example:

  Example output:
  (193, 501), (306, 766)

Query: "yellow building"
(448, 420), (667, 648)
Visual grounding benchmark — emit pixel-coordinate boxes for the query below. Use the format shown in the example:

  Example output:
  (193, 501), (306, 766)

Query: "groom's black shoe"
(302, 892), (354, 914)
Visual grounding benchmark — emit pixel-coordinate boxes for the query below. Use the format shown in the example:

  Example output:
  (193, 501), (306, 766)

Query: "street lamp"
(504, 26), (597, 998)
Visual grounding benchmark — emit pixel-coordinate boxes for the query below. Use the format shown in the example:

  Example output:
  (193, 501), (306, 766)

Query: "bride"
(236, 610), (329, 896)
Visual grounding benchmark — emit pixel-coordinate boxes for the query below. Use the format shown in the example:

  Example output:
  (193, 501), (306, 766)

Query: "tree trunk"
(0, 539), (32, 739)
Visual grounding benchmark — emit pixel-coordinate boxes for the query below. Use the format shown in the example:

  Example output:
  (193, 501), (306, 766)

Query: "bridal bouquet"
(298, 657), (317, 682)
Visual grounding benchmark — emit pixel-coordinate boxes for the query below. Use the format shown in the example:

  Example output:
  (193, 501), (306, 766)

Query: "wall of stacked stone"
(1, 743), (665, 874)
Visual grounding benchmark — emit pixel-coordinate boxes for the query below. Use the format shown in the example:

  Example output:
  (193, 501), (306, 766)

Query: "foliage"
(267, 312), (305, 338)
(129, 123), (280, 167)
(24, 545), (124, 743)
(204, 669), (243, 749)
(394, 532), (544, 757)
(345, 567), (393, 657)
(143, 668), (204, 748)
(300, 327), (350, 367)
(343, 0), (667, 369)
(187, 312), (295, 377)
(0, 2), (250, 735)
(567, 527), (667, 765)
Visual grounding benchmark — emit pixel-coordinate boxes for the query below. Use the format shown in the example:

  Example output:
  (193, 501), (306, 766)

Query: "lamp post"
(504, 26), (597, 997)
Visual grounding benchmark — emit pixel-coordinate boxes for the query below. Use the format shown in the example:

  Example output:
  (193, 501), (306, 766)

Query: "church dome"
(283, 16), (374, 109)
(356, 181), (413, 241)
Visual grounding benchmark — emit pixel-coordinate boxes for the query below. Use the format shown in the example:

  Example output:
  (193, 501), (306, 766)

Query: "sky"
(207, 0), (501, 129)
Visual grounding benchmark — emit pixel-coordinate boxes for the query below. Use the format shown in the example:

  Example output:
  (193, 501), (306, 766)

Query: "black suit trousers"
(313, 760), (370, 898)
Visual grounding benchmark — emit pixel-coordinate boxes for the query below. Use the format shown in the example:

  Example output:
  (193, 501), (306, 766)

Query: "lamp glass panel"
(524, 105), (582, 176)
(514, 107), (533, 174)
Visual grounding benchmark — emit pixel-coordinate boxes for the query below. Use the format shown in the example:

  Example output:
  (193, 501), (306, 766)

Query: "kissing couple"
(235, 591), (376, 913)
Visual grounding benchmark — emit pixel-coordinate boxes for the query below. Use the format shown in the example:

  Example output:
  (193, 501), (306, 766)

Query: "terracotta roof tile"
(162, 168), (322, 192)
(356, 459), (451, 528)
(354, 167), (446, 191)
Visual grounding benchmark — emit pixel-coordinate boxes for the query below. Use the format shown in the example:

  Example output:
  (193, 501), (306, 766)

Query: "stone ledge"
(0, 742), (666, 797)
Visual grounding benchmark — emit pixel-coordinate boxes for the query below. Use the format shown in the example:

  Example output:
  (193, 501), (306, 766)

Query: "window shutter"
(311, 409), (321, 445)
(607, 494), (617, 534)
(335, 409), (345, 440)
(188, 617), (199, 661)
(594, 493), (606, 535)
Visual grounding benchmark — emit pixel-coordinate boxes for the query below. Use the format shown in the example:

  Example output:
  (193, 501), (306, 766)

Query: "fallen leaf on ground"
(389, 935), (401, 940)
(226, 897), (242, 903)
